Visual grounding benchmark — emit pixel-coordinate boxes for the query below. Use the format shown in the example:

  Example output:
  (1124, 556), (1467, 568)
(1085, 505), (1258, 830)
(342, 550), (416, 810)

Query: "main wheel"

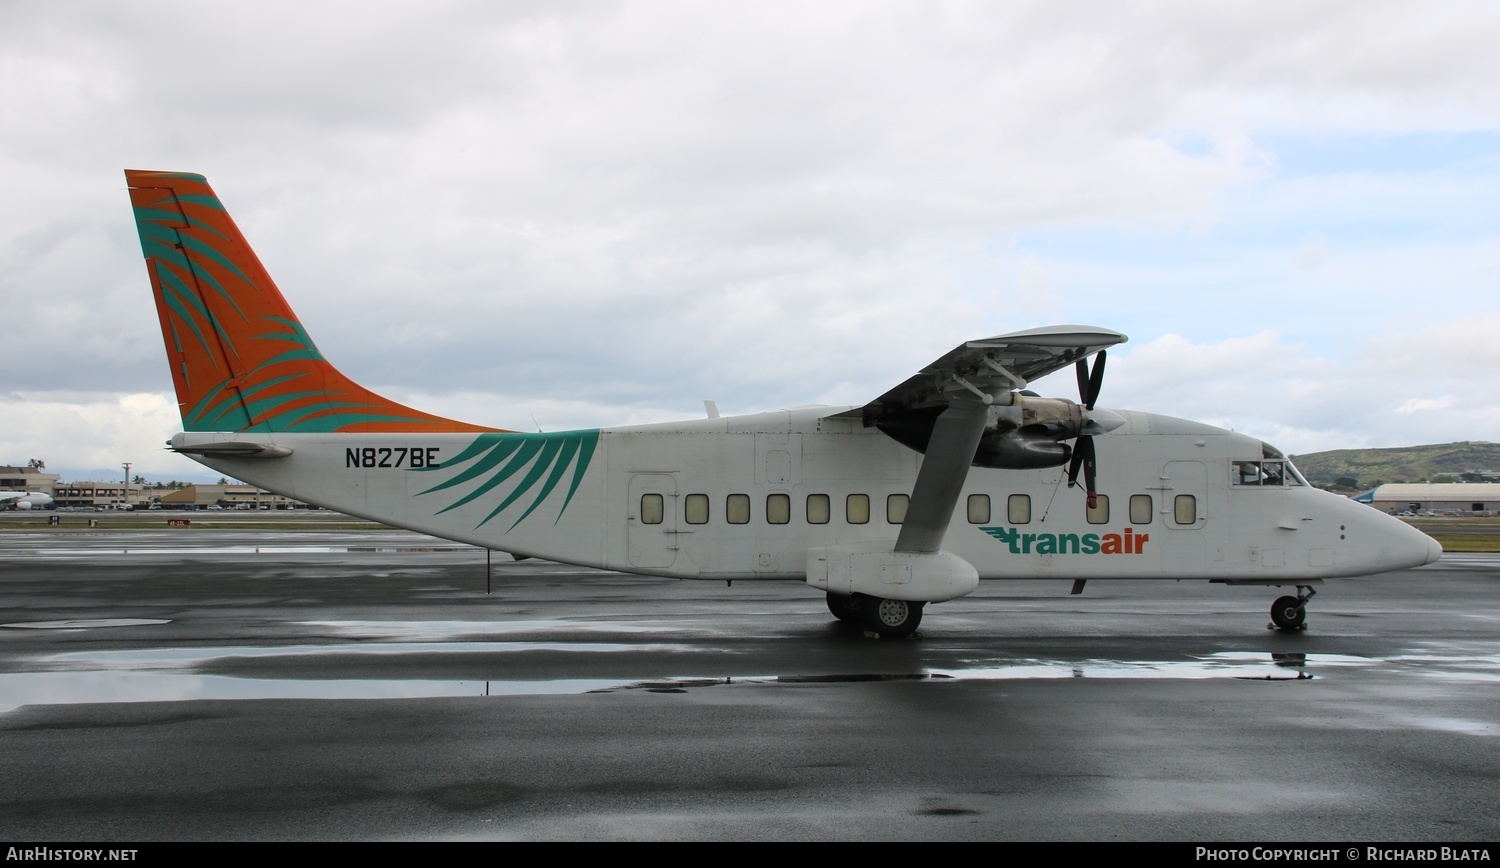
(826, 592), (867, 622)
(861, 597), (924, 638)
(1270, 595), (1306, 630)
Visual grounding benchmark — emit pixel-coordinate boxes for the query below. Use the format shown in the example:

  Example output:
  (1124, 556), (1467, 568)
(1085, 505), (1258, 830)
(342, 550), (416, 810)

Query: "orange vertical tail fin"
(127, 170), (498, 434)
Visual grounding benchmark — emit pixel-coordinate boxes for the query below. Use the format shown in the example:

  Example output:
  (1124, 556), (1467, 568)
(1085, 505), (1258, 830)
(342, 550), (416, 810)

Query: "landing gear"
(826, 591), (866, 622)
(1270, 596), (1305, 630)
(827, 591), (925, 637)
(861, 597), (924, 638)
(1270, 586), (1316, 631)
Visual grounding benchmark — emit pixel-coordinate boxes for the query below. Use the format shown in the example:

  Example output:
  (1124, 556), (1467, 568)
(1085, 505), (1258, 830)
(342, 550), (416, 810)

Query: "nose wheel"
(1270, 586), (1316, 631)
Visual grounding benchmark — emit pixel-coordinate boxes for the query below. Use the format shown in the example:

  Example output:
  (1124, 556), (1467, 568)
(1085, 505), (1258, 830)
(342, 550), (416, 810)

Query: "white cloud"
(0, 392), (207, 481)
(1102, 315), (1500, 453)
(1396, 397), (1455, 415)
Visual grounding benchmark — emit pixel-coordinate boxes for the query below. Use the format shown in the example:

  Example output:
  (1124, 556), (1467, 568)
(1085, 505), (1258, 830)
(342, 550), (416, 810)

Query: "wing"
(843, 325), (1128, 420)
(836, 325), (1127, 555)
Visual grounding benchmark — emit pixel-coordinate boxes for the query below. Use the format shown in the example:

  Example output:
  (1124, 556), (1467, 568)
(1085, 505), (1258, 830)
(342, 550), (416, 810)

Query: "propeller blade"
(1068, 435), (1098, 507)
(1085, 350), (1106, 409)
(1081, 436), (1098, 509)
(1071, 351), (1107, 506)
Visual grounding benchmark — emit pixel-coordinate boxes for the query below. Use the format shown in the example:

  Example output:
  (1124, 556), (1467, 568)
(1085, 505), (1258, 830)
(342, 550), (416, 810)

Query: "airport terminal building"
(156, 484), (307, 509)
(45, 482), (306, 510)
(0, 465), (60, 496)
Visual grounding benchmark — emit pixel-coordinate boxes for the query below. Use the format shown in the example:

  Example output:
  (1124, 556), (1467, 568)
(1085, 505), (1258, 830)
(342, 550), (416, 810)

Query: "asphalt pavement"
(0, 526), (1496, 841)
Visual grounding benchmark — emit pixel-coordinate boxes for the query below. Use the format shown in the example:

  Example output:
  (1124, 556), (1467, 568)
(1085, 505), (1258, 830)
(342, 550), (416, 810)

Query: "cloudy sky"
(2, 1), (1497, 482)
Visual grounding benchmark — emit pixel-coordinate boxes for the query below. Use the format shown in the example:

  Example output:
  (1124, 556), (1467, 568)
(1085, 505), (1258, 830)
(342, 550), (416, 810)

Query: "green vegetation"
(1405, 517), (1500, 553)
(1290, 441), (1500, 490)
(1426, 535), (1500, 553)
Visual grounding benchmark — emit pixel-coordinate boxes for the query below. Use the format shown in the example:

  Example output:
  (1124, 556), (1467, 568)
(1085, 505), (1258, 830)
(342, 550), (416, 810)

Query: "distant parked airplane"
(0, 491), (53, 509)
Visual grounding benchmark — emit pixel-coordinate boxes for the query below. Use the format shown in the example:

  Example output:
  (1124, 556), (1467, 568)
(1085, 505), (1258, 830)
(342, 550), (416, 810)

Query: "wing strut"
(895, 400), (989, 553)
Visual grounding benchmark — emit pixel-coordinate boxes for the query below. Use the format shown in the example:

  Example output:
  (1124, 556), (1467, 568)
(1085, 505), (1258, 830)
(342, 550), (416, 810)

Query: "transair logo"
(981, 526), (1149, 555)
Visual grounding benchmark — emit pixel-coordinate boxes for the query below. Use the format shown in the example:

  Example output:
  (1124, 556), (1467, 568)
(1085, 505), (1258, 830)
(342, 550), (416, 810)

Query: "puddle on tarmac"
(3, 631), (1496, 713)
(0, 671), (630, 711)
(4, 546), (457, 557)
(300, 619), (665, 637)
(0, 647), (1340, 713)
(2, 619), (173, 630)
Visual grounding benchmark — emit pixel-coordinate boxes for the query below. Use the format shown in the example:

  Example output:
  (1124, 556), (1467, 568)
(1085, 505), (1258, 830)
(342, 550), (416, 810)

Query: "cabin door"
(1161, 460), (1207, 570)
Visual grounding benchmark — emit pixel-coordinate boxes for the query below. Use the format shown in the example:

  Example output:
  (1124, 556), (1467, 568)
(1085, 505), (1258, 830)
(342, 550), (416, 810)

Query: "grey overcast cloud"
(2, 1), (1498, 481)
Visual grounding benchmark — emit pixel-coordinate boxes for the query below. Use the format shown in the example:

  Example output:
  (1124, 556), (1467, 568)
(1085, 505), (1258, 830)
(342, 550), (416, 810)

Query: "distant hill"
(1288, 442), (1500, 489)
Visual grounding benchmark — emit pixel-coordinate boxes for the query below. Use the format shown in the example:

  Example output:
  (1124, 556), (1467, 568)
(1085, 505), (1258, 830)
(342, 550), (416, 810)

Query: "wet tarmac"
(0, 528), (1496, 841)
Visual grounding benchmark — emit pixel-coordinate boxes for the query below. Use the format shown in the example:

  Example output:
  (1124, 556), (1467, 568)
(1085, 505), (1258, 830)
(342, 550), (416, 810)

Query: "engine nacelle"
(873, 394), (1081, 469)
(973, 431), (1071, 469)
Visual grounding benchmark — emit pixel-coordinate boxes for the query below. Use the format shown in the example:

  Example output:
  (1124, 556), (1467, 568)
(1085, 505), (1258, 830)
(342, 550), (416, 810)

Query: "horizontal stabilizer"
(169, 438), (293, 459)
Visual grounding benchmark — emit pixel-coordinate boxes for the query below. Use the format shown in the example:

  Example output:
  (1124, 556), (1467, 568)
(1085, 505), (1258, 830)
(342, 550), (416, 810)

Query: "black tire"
(1271, 595), (1306, 630)
(826, 592), (867, 622)
(860, 597), (924, 637)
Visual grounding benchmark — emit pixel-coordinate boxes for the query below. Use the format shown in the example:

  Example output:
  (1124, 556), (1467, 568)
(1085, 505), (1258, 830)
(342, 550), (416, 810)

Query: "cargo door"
(627, 473), (678, 569)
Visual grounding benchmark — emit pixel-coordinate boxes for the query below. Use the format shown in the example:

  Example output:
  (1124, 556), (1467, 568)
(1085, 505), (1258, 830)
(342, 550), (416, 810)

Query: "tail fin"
(126, 170), (498, 434)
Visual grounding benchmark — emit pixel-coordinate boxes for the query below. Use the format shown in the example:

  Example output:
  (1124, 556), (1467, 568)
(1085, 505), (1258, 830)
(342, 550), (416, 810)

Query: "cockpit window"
(1232, 459), (1306, 487)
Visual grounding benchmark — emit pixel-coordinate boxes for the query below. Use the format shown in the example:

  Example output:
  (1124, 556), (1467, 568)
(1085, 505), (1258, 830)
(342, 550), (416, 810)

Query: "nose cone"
(1389, 516), (1443, 569)
(1423, 533), (1444, 566)
(1346, 502), (1446, 572)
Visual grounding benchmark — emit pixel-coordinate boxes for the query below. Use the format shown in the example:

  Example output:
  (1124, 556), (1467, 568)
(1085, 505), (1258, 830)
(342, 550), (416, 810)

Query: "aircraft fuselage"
(175, 405), (1438, 586)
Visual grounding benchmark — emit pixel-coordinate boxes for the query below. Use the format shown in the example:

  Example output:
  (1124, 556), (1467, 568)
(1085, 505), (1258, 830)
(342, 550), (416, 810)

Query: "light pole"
(122, 462), (131, 510)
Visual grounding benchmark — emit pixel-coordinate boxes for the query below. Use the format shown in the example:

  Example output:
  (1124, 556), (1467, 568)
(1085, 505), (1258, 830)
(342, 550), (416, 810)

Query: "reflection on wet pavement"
(4, 632), (1496, 712)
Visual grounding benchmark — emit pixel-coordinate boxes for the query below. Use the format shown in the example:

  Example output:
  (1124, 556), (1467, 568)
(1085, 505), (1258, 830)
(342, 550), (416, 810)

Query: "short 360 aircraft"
(126, 169), (1441, 636)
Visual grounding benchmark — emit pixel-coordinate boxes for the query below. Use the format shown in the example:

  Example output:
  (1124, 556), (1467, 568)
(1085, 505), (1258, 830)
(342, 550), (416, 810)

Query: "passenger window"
(1086, 494), (1110, 524)
(806, 494), (830, 525)
(684, 493), (708, 525)
(1175, 495), (1197, 524)
(641, 493), (664, 525)
(1130, 494), (1153, 525)
(887, 494), (909, 524)
(846, 494), (870, 525)
(767, 493), (791, 525)
(1007, 494), (1031, 524)
(967, 494), (991, 524)
(726, 493), (750, 525)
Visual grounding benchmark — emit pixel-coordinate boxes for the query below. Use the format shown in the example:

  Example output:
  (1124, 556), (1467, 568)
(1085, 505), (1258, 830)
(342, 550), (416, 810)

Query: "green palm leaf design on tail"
(415, 430), (599, 531)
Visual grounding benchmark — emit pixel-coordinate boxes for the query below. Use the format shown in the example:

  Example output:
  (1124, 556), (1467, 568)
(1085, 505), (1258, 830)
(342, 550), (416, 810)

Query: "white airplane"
(0, 491), (53, 509)
(125, 169), (1442, 636)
